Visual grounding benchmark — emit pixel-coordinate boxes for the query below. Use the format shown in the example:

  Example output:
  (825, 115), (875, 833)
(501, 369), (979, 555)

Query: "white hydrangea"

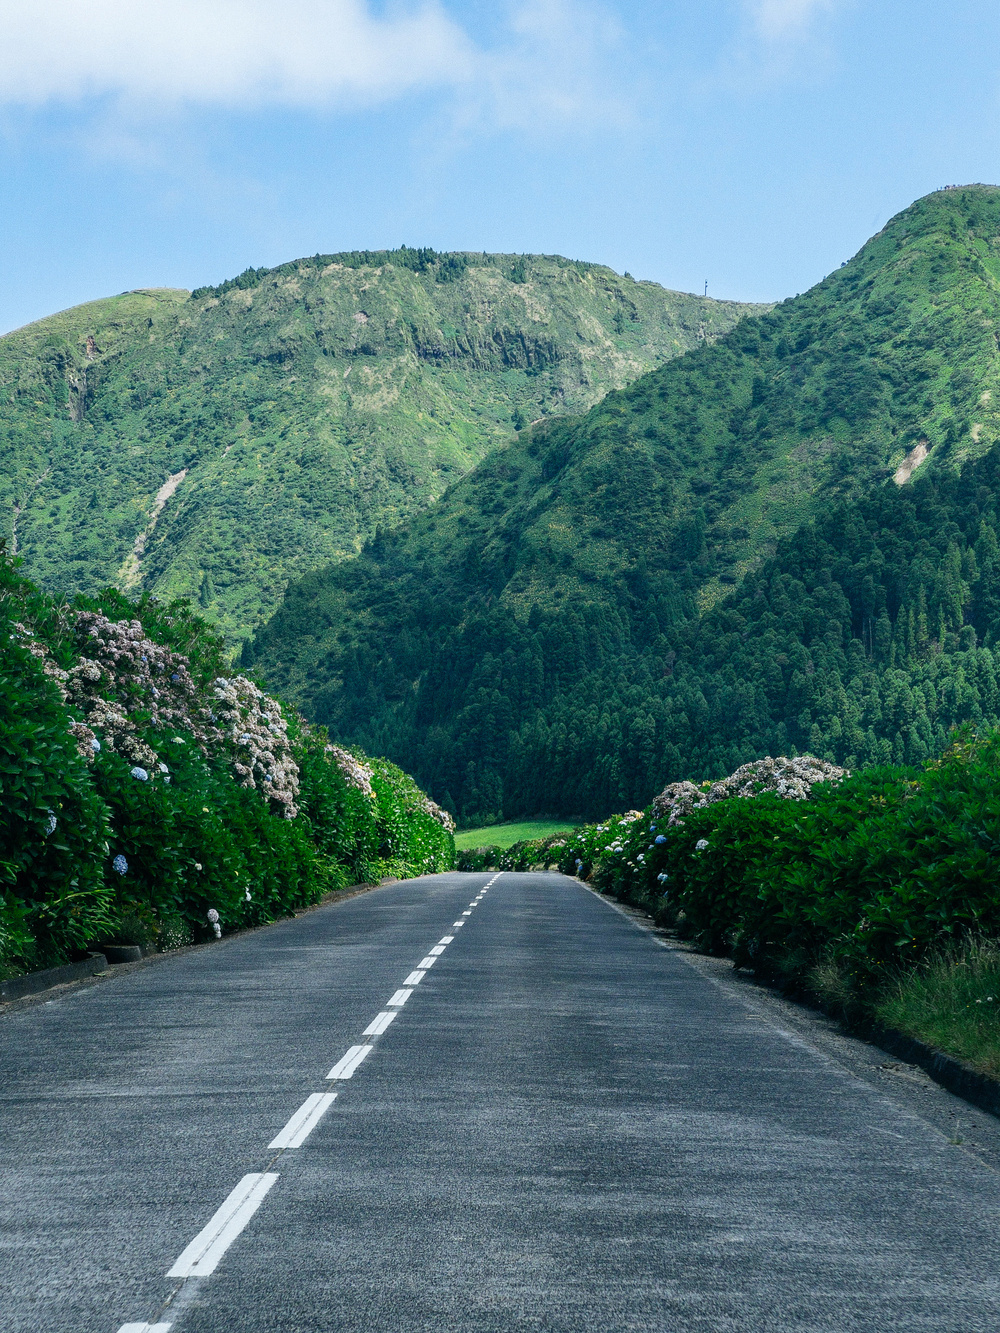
(420, 796), (456, 833)
(652, 755), (848, 827)
(213, 676), (300, 817)
(324, 743), (375, 797)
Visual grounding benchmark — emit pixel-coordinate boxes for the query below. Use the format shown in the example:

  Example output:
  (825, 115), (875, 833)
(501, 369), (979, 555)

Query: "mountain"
(244, 187), (1000, 823)
(0, 249), (761, 642)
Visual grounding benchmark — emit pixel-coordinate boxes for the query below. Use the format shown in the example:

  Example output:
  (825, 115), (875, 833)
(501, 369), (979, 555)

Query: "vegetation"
(0, 254), (759, 643)
(453, 819), (578, 850)
(876, 938), (1000, 1079)
(247, 187), (1000, 823)
(555, 730), (1000, 1075)
(0, 548), (453, 979)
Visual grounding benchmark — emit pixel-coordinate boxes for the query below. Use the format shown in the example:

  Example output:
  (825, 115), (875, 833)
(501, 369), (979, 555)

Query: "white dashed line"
(439, 936), (454, 945)
(267, 1093), (337, 1149)
(387, 988), (413, 1007)
(452, 921), (465, 928)
(403, 969), (426, 985)
(462, 911), (472, 916)
(326, 1045), (374, 1080)
(167, 1174), (278, 1277)
(363, 1010), (399, 1037)
(417, 956), (437, 969)
(118, 1324), (172, 1332)
(428, 945), (446, 956)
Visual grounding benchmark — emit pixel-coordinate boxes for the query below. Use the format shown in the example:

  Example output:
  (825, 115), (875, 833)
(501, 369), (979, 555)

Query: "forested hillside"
(0, 250), (758, 642)
(246, 187), (1000, 823)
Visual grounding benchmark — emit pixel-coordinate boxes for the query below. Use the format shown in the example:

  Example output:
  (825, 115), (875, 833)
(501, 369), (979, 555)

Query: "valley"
(245, 187), (1000, 822)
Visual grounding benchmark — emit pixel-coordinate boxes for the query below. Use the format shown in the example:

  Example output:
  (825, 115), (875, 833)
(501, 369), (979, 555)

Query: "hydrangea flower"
(44, 812), (57, 836)
(652, 756), (848, 827)
(131, 766), (149, 781)
(158, 763), (169, 773)
(112, 854), (128, 874)
(91, 737), (101, 752)
(655, 835), (667, 845)
(695, 839), (710, 852)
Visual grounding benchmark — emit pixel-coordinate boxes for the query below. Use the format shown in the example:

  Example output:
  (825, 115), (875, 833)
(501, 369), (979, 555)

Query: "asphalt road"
(3, 870), (1000, 1333)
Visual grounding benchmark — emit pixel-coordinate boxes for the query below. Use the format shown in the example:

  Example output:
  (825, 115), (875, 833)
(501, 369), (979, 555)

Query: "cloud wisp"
(0, 0), (474, 108)
(747, 0), (840, 40)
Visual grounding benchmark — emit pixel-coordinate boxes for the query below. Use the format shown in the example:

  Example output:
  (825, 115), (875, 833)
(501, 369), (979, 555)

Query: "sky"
(1, 0), (999, 333)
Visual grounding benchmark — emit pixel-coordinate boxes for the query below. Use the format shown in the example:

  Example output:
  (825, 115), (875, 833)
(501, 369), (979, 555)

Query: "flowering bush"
(562, 737), (1000, 1020)
(651, 756), (847, 827)
(213, 675), (300, 816)
(0, 551), (454, 976)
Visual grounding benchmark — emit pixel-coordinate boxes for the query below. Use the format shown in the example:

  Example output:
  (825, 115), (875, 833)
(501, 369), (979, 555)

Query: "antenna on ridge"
(704, 280), (708, 296)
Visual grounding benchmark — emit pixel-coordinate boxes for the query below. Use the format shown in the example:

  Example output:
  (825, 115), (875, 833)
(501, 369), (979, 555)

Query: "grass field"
(453, 820), (578, 851)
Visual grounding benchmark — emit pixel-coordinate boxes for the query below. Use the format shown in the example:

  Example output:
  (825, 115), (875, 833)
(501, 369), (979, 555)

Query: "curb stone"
(871, 1025), (1000, 1119)
(0, 954), (107, 1002)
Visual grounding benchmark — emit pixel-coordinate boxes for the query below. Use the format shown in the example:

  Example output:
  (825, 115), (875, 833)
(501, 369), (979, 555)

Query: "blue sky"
(1, 0), (999, 333)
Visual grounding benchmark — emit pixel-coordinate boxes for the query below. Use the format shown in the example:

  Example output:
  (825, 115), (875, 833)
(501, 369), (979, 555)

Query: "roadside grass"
(454, 820), (578, 851)
(876, 938), (1000, 1079)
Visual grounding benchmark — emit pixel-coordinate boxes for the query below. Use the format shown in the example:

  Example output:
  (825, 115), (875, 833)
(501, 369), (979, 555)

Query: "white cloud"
(0, 0), (475, 107)
(748, 0), (838, 39)
(458, 0), (635, 136)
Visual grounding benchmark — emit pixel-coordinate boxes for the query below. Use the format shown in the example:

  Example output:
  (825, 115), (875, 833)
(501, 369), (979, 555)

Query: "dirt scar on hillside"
(893, 441), (928, 485)
(119, 469), (187, 589)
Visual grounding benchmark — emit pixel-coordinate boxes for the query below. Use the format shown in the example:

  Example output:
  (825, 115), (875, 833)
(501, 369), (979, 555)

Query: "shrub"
(0, 551), (454, 975)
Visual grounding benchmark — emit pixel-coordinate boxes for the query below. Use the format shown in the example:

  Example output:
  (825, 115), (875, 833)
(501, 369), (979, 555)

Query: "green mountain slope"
(245, 187), (1000, 821)
(0, 249), (760, 641)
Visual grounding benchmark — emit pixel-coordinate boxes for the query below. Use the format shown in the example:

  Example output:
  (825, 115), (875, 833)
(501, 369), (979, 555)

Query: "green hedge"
(559, 734), (1000, 1012)
(0, 551), (453, 976)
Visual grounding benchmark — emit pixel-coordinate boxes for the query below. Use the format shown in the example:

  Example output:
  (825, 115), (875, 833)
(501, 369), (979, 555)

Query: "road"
(3, 870), (1000, 1332)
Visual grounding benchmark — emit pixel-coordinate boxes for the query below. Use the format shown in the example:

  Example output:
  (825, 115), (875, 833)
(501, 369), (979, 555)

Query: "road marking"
(403, 969), (426, 985)
(118, 1324), (172, 1332)
(452, 921), (465, 928)
(428, 945), (446, 956)
(326, 1045), (374, 1080)
(418, 956), (437, 969)
(363, 1010), (398, 1037)
(462, 911), (472, 916)
(439, 935), (454, 944)
(267, 1093), (337, 1149)
(387, 988), (413, 1007)
(167, 1174), (278, 1277)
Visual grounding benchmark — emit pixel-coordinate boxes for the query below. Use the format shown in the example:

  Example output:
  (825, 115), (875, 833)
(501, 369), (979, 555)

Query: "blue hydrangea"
(113, 854), (128, 875)
(130, 766), (149, 781)
(655, 834), (667, 845)
(171, 672), (180, 681)
(45, 813), (57, 836)
(90, 737), (101, 752)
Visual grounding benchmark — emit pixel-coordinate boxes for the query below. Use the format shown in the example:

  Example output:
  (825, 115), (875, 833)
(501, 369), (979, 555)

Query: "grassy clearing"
(876, 938), (1000, 1079)
(453, 820), (577, 850)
